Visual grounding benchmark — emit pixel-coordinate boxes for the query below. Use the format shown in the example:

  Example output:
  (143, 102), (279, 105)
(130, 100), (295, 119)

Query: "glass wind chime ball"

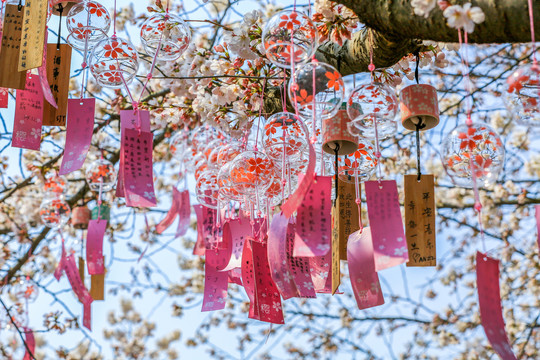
(441, 122), (505, 188)
(505, 63), (540, 128)
(229, 150), (275, 198)
(89, 36), (140, 88)
(12, 277), (39, 303)
(140, 13), (192, 61)
(346, 83), (399, 139)
(39, 195), (71, 229)
(169, 129), (190, 161)
(338, 140), (377, 183)
(263, 112), (308, 161)
(261, 10), (318, 69)
(196, 170), (220, 209)
(44, 174), (68, 195)
(66, 0), (111, 50)
(288, 61), (344, 120)
(86, 158), (116, 192)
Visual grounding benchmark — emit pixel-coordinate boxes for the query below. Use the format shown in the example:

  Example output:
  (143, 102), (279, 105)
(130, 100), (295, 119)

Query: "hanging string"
(56, 4), (63, 50)
(353, 172), (363, 233)
(333, 144), (340, 205)
(367, 34), (382, 185)
(413, 55), (425, 181)
(17, 0), (22, 11)
(528, 0), (537, 65)
(458, 29), (487, 252)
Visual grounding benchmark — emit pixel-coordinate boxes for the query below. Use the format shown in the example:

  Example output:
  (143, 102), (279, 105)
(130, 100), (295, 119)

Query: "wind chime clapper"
(49, 0), (81, 16)
(398, 66), (440, 268)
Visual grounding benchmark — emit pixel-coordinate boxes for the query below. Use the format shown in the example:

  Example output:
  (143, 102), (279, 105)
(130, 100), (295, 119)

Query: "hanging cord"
(413, 54), (426, 181)
(17, 0), (22, 11)
(353, 172), (363, 233)
(528, 0), (537, 65)
(333, 144), (340, 206)
(56, 4), (63, 50)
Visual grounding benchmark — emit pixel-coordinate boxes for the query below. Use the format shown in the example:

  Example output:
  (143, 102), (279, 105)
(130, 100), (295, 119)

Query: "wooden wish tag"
(0, 5), (27, 89)
(336, 179), (360, 260)
(331, 204), (341, 295)
(42, 44), (72, 126)
(18, 0), (48, 71)
(404, 175), (436, 267)
(78, 256), (85, 284)
(90, 256), (105, 301)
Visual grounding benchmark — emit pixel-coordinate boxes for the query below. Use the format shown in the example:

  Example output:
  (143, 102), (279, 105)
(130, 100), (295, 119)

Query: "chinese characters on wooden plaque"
(19, 0), (48, 71)
(0, 5), (27, 89)
(336, 179), (360, 260)
(42, 44), (72, 126)
(404, 175), (436, 267)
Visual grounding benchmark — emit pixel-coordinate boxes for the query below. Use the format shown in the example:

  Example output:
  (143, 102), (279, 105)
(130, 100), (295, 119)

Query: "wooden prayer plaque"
(404, 174), (437, 267)
(336, 180), (360, 260)
(0, 5), (27, 89)
(18, 0), (48, 71)
(42, 44), (72, 126)
(331, 205), (341, 295)
(78, 256), (85, 284)
(90, 256), (105, 300)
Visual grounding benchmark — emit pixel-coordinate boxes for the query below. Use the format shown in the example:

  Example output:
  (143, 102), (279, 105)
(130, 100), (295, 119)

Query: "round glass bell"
(89, 36), (139, 89)
(86, 158), (116, 192)
(195, 170), (220, 209)
(39, 195), (71, 229)
(505, 63), (540, 128)
(338, 141), (377, 183)
(263, 112), (308, 161)
(288, 61), (344, 120)
(66, 0), (111, 50)
(441, 122), (505, 188)
(140, 13), (191, 61)
(229, 150), (275, 197)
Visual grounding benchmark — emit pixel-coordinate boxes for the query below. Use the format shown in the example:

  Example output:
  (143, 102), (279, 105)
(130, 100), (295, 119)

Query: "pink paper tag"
(193, 205), (206, 256)
(288, 224), (316, 298)
(309, 252), (332, 294)
(220, 218), (251, 271)
(251, 240), (285, 324)
(201, 206), (220, 249)
(365, 180), (408, 271)
(267, 213), (298, 300)
(64, 254), (93, 330)
(476, 252), (517, 360)
(23, 328), (35, 360)
(0, 88), (8, 108)
(156, 188), (180, 234)
(347, 228), (385, 309)
(535, 205), (540, 252)
(117, 110), (151, 198)
(122, 128), (157, 207)
(202, 248), (229, 312)
(12, 73), (43, 151)
(282, 139), (316, 217)
(228, 268), (242, 286)
(241, 239), (258, 319)
(294, 175), (332, 257)
(86, 219), (106, 275)
(176, 189), (191, 237)
(59, 98), (95, 175)
(38, 30), (57, 109)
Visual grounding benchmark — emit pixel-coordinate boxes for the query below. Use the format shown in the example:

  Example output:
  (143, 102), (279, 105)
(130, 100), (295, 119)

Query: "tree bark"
(319, 0), (540, 75)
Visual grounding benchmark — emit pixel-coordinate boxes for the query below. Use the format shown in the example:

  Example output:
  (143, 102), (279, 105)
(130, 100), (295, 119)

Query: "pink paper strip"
(228, 268), (242, 286)
(267, 213), (298, 300)
(38, 30), (58, 109)
(176, 189), (191, 237)
(288, 223), (316, 298)
(23, 328), (35, 360)
(476, 252), (517, 360)
(12, 73), (43, 151)
(309, 252), (332, 294)
(193, 205), (206, 256)
(365, 180), (408, 271)
(282, 138), (316, 217)
(202, 248), (229, 312)
(241, 239), (259, 319)
(123, 128), (157, 207)
(200, 206), (219, 249)
(347, 228), (385, 309)
(86, 219), (106, 275)
(64, 254), (93, 330)
(117, 110), (151, 198)
(54, 242), (67, 281)
(59, 98), (95, 175)
(251, 240), (285, 324)
(0, 88), (8, 108)
(156, 188), (180, 234)
(534, 205), (540, 251)
(220, 218), (251, 271)
(294, 175), (332, 257)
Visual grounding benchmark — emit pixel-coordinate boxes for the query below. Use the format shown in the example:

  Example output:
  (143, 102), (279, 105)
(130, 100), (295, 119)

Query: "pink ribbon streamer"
(156, 188), (181, 234)
(86, 219), (107, 275)
(64, 254), (93, 330)
(117, 110), (151, 198)
(54, 241), (67, 281)
(294, 175), (332, 257)
(202, 247), (229, 312)
(38, 30), (58, 109)
(192, 205), (206, 256)
(122, 128), (157, 208)
(12, 74), (43, 151)
(176, 189), (191, 237)
(476, 252), (517, 360)
(22, 328), (35, 360)
(365, 180), (408, 271)
(59, 98), (95, 175)
(347, 228), (385, 309)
